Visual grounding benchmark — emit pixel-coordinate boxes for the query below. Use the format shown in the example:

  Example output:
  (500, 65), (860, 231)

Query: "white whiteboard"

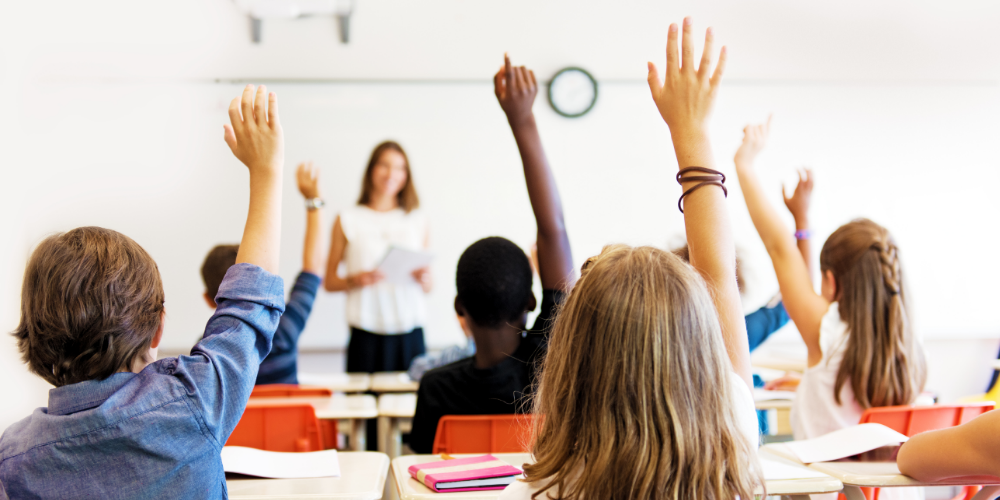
(10, 80), (1000, 352)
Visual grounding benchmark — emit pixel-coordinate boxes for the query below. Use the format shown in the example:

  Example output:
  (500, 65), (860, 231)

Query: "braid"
(874, 238), (902, 296)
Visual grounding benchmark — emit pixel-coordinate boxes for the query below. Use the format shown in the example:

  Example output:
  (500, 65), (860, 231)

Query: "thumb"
(647, 62), (663, 97)
(223, 124), (237, 153)
(782, 184), (791, 204)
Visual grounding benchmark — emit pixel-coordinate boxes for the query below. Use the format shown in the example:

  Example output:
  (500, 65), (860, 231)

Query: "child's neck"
(470, 323), (524, 370)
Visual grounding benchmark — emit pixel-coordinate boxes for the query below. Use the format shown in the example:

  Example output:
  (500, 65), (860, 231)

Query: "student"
(501, 19), (762, 499)
(408, 54), (575, 454)
(733, 117), (927, 442)
(897, 410), (1000, 482)
(0, 85), (287, 498)
(201, 161), (326, 385)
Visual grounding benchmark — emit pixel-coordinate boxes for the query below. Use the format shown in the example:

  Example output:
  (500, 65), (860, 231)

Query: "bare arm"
(647, 18), (751, 387)
(223, 84), (283, 274)
(495, 54), (574, 292)
(733, 119), (828, 366)
(783, 169), (815, 279)
(297, 162), (325, 276)
(898, 411), (1000, 481)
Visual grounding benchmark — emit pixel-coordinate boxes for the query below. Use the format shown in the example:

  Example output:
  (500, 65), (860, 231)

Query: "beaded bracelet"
(676, 167), (727, 213)
(794, 229), (812, 240)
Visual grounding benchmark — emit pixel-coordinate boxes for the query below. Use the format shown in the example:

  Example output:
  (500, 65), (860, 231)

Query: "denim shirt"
(0, 264), (284, 500)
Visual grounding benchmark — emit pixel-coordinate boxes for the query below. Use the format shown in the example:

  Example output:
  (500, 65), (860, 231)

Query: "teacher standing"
(324, 141), (431, 373)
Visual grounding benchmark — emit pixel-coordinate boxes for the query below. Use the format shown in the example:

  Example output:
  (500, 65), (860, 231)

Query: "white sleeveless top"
(339, 205), (428, 335)
(498, 372), (758, 500)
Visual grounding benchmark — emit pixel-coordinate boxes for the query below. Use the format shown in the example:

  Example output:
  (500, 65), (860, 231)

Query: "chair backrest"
(227, 404), (330, 452)
(432, 414), (535, 454)
(250, 384), (333, 398)
(859, 403), (994, 437)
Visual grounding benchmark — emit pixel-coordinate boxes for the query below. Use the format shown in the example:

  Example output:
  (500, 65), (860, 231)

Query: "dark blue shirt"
(256, 272), (322, 385)
(746, 300), (789, 352)
(0, 264), (284, 500)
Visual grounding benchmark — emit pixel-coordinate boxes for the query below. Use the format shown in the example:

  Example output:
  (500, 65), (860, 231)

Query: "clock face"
(547, 67), (598, 118)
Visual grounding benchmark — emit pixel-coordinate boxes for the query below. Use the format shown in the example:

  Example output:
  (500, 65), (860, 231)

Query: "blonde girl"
(500, 18), (763, 500)
(733, 119), (927, 443)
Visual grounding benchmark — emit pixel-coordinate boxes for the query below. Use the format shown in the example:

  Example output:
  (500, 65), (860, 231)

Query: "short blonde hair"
(524, 245), (762, 500)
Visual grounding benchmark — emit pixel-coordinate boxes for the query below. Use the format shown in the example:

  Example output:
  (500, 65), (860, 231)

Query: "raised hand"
(348, 270), (383, 289)
(494, 54), (538, 126)
(224, 84), (284, 174)
(297, 161), (321, 199)
(735, 116), (772, 167)
(782, 169), (814, 222)
(647, 17), (726, 136)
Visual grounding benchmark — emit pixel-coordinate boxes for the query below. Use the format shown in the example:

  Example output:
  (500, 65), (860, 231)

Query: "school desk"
(378, 393), (417, 458)
(391, 451), (843, 500)
(371, 372), (420, 393)
(297, 372), (373, 393)
(752, 355), (808, 373)
(246, 394), (378, 451)
(762, 443), (1000, 500)
(227, 451), (389, 500)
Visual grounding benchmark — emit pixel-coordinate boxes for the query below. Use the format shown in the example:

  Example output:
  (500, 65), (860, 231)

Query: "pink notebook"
(407, 454), (523, 492)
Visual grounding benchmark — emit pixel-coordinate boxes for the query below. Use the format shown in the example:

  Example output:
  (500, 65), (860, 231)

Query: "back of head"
(201, 244), (239, 301)
(820, 218), (926, 408)
(524, 244), (761, 500)
(455, 237), (533, 327)
(13, 227), (165, 387)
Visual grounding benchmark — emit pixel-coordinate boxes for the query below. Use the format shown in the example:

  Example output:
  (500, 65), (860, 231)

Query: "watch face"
(547, 67), (598, 118)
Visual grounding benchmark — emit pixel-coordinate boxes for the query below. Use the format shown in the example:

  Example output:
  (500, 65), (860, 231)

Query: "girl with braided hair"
(733, 118), (927, 453)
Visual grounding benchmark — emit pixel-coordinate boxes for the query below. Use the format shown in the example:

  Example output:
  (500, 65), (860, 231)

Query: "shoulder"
(419, 359), (472, 391)
(500, 477), (558, 500)
(727, 371), (760, 449)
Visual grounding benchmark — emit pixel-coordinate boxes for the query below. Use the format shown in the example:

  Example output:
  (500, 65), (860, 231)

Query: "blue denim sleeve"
(163, 263), (285, 448)
(744, 301), (790, 352)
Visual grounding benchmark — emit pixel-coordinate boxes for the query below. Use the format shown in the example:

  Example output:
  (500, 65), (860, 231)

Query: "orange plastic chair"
(227, 403), (336, 452)
(432, 415), (536, 454)
(250, 384), (332, 398)
(837, 403), (995, 500)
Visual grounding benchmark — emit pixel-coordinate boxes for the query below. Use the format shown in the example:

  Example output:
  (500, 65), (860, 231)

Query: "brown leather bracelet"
(678, 181), (728, 213)
(677, 166), (726, 185)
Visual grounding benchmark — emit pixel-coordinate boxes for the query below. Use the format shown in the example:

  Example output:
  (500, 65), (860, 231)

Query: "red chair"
(839, 403), (994, 500)
(432, 415), (536, 454)
(227, 404), (334, 452)
(250, 384), (332, 398)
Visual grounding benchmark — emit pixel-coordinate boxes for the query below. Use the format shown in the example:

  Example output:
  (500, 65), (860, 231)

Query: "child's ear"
(454, 296), (466, 317)
(525, 292), (537, 313)
(203, 292), (217, 309)
(150, 311), (165, 349)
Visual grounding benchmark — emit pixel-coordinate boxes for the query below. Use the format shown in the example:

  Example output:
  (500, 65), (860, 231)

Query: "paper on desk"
(761, 457), (831, 480)
(785, 423), (909, 464)
(222, 446), (341, 479)
(376, 247), (434, 285)
(753, 389), (797, 402)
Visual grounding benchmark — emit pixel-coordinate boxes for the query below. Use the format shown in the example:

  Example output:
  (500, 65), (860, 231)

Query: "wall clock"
(547, 67), (598, 118)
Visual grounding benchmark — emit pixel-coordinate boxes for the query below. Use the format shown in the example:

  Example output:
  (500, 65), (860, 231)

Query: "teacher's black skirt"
(346, 326), (426, 373)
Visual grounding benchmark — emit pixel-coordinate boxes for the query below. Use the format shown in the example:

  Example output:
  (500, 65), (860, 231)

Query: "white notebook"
(437, 475), (521, 490)
(376, 247), (434, 285)
(784, 423), (909, 463)
(222, 447), (341, 479)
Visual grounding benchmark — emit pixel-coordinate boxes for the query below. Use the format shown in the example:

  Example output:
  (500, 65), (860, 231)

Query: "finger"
(241, 85), (255, 130)
(267, 91), (279, 128)
(766, 113), (773, 135)
(494, 67), (505, 99)
(782, 184), (790, 203)
(516, 66), (530, 93)
(681, 17), (694, 72)
(805, 168), (814, 186)
(254, 85), (268, 127)
(504, 53), (514, 87)
(698, 27), (714, 79)
(528, 69), (537, 91)
(227, 96), (244, 135)
(666, 23), (679, 72)
(223, 124), (237, 152)
(710, 46), (727, 87)
(646, 62), (663, 96)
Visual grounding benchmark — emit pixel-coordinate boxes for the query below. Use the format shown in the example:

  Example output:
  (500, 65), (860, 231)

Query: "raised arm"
(296, 162), (326, 276)
(223, 84), (283, 273)
(494, 54), (574, 292)
(733, 119), (828, 366)
(783, 168), (815, 279)
(646, 18), (751, 387)
(898, 410), (1000, 481)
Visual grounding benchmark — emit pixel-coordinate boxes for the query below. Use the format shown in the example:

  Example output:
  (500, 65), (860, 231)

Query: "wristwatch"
(305, 198), (326, 210)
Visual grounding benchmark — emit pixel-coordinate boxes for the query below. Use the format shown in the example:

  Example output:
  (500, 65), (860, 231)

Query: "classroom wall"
(3, 0), (1000, 430)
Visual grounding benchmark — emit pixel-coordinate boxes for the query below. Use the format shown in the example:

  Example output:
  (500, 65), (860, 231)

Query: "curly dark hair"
(456, 237), (534, 327)
(12, 227), (165, 387)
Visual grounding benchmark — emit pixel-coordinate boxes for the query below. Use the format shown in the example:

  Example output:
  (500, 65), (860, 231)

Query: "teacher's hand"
(412, 267), (433, 293)
(347, 270), (383, 289)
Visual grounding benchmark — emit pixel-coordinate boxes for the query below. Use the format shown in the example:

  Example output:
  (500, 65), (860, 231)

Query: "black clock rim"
(547, 67), (598, 118)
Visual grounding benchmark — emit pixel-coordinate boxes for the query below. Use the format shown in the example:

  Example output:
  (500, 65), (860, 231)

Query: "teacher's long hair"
(357, 141), (420, 213)
(523, 245), (762, 500)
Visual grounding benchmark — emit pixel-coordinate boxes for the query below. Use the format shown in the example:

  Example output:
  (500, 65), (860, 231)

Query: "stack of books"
(408, 454), (523, 492)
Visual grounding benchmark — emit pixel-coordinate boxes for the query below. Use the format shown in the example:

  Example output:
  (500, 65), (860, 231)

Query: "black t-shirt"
(408, 289), (564, 453)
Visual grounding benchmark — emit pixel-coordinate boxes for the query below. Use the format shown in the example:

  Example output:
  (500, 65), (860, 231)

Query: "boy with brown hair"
(1, 85), (287, 499)
(201, 162), (326, 385)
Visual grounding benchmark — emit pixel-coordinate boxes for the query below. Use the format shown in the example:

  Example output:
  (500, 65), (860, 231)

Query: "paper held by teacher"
(377, 246), (434, 285)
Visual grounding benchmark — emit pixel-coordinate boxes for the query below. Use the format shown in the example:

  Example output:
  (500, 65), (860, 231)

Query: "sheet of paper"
(785, 423), (909, 463)
(753, 389), (797, 402)
(761, 457), (831, 480)
(376, 247), (434, 285)
(222, 446), (341, 479)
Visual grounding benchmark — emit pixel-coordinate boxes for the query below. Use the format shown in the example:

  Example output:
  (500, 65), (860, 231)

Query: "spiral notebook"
(408, 454), (523, 492)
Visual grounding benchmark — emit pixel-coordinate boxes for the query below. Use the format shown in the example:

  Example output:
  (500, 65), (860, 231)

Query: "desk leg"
(351, 418), (366, 451)
(972, 486), (1000, 500)
(390, 417), (402, 459)
(842, 486), (867, 500)
(377, 416), (389, 453)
